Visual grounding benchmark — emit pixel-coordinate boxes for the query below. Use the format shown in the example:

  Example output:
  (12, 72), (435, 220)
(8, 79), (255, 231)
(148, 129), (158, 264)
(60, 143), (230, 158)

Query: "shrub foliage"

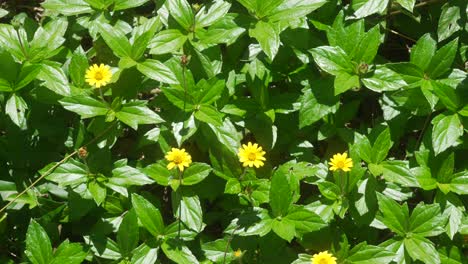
(0, 0), (467, 263)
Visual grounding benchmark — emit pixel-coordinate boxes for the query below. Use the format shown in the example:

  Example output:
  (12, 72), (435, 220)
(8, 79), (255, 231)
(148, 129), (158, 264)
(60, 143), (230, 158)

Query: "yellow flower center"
(247, 152), (257, 161)
(173, 155), (184, 164)
(94, 72), (103, 80)
(336, 160), (345, 168)
(318, 258), (328, 264)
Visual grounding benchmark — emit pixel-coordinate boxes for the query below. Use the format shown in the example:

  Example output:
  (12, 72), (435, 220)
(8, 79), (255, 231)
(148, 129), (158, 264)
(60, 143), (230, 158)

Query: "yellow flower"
(165, 148), (192, 171)
(311, 251), (337, 264)
(85, 63), (112, 88)
(234, 249), (242, 258)
(329, 152), (353, 172)
(238, 142), (266, 168)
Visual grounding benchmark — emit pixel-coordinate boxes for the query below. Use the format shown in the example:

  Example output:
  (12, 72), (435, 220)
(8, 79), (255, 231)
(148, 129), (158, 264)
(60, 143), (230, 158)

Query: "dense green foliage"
(0, 0), (467, 263)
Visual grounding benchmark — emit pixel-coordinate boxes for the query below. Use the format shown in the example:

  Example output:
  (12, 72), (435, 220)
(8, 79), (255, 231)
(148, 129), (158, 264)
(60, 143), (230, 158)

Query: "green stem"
(177, 169), (183, 239)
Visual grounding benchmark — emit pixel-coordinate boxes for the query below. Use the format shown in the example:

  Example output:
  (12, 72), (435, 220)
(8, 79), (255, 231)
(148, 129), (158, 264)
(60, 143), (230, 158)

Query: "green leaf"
(353, 133), (373, 163)
(25, 220), (53, 264)
(60, 95), (108, 119)
(130, 242), (159, 264)
(149, 29), (188, 55)
(430, 81), (460, 111)
(84, 236), (121, 260)
(249, 21), (280, 60)
(172, 114), (198, 146)
(409, 203), (446, 237)
(284, 206), (326, 235)
(371, 127), (393, 164)
(117, 209), (139, 257)
(426, 38), (458, 79)
(28, 19), (67, 61)
(0, 24), (27, 61)
(395, 0), (415, 12)
(361, 66), (407, 92)
(0, 8), (8, 18)
(351, 25), (381, 64)
(431, 113), (463, 155)
(5, 93), (28, 129)
(43, 159), (88, 187)
(88, 180), (107, 205)
(196, 78), (225, 105)
(173, 194), (205, 233)
(272, 218), (295, 242)
(116, 101), (164, 130)
(266, 0), (327, 22)
(41, 0), (93, 16)
(15, 64), (41, 91)
(69, 47), (89, 87)
(413, 166), (437, 190)
(166, 0), (194, 30)
(404, 236), (440, 264)
(206, 118), (241, 155)
(437, 3), (461, 42)
(109, 165), (154, 188)
(143, 163), (171, 186)
(202, 239), (234, 263)
(195, 0), (231, 28)
(410, 33), (436, 71)
(317, 181), (341, 200)
(98, 23), (132, 58)
(224, 207), (273, 237)
(182, 162), (212, 186)
(346, 242), (395, 264)
(131, 193), (165, 237)
(334, 71), (360, 95)
(194, 105), (224, 126)
(381, 160), (419, 187)
(386, 62), (424, 88)
(270, 166), (297, 217)
(137, 59), (179, 84)
(161, 239), (199, 264)
(376, 193), (408, 235)
(450, 171), (468, 195)
(113, 0), (150, 11)
(310, 46), (354, 75)
(37, 62), (71, 96)
(50, 241), (87, 264)
(353, 0), (389, 19)
(131, 17), (162, 60)
(299, 86), (339, 128)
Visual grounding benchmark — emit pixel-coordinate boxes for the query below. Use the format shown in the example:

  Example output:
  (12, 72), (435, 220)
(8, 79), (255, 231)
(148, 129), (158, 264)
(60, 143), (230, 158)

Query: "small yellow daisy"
(238, 142), (266, 168)
(311, 250), (337, 264)
(329, 152), (353, 172)
(165, 148), (192, 172)
(234, 249), (242, 258)
(85, 63), (112, 88)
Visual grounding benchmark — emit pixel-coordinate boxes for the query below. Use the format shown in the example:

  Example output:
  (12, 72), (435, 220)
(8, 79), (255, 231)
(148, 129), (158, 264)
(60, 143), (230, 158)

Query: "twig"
(416, 114), (432, 149)
(0, 122), (116, 215)
(223, 225), (240, 264)
(386, 28), (417, 42)
(388, 0), (445, 17)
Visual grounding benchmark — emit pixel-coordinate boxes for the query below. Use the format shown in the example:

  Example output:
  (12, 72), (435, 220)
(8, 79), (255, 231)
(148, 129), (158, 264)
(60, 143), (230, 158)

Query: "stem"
(182, 61), (187, 114)
(177, 169), (183, 239)
(223, 225), (239, 264)
(0, 122), (116, 215)
(15, 28), (28, 61)
(339, 170), (348, 197)
(98, 87), (110, 108)
(416, 114), (432, 150)
(387, 0), (444, 17)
